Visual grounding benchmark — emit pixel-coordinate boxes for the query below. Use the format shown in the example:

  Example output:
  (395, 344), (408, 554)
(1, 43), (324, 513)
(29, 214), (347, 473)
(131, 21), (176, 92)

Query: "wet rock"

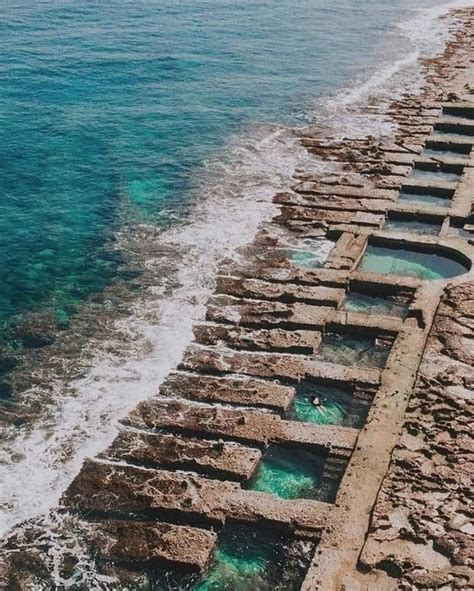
(103, 429), (262, 480)
(360, 283), (474, 587)
(89, 520), (217, 572)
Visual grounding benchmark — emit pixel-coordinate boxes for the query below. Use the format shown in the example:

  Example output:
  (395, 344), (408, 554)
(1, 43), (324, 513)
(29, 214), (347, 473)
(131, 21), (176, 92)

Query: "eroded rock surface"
(360, 283), (474, 589)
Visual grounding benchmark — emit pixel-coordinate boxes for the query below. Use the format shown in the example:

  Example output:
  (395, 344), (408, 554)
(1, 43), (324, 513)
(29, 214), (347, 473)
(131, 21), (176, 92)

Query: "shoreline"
(1, 5), (473, 590)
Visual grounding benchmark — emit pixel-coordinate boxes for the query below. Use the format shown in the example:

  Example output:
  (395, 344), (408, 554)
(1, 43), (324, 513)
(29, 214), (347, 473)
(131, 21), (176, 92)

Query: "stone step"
(451, 166), (474, 217)
(442, 102), (474, 119)
(215, 275), (344, 307)
(317, 457), (349, 502)
(86, 520), (217, 572)
(389, 115), (439, 126)
(436, 118), (474, 135)
(331, 310), (403, 334)
(217, 262), (349, 289)
(124, 398), (359, 452)
(64, 459), (331, 535)
(160, 371), (295, 411)
(179, 345), (315, 381)
(277, 205), (355, 225)
(415, 155), (472, 168)
(396, 124), (434, 136)
(193, 322), (319, 355)
(102, 429), (262, 481)
(426, 136), (474, 149)
(388, 201), (451, 217)
(325, 234), (368, 271)
(293, 182), (397, 201)
(350, 271), (422, 291)
(401, 179), (458, 195)
(369, 151), (415, 166)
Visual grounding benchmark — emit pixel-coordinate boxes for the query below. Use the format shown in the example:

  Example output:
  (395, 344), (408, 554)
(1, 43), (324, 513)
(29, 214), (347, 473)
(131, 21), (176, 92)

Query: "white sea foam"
(0, 0), (470, 546)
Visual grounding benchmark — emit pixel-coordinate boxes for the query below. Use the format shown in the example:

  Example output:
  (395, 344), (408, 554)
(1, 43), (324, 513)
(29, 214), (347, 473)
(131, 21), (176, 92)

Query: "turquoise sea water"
(0, 0), (450, 382)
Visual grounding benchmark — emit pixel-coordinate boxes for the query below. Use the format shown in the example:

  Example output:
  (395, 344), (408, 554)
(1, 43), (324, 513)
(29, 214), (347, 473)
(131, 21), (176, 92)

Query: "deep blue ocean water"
(0, 0), (448, 358)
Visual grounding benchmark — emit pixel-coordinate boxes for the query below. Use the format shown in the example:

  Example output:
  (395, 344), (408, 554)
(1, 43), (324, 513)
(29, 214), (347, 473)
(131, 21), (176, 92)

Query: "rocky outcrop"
(360, 283), (474, 589)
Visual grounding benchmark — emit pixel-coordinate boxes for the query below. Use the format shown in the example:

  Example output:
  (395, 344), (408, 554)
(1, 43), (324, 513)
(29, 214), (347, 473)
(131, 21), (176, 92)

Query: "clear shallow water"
(195, 527), (292, 591)
(146, 525), (305, 590)
(0, 0), (470, 552)
(317, 331), (393, 368)
(409, 168), (461, 183)
(398, 190), (451, 207)
(360, 244), (469, 279)
(423, 147), (471, 160)
(384, 218), (441, 235)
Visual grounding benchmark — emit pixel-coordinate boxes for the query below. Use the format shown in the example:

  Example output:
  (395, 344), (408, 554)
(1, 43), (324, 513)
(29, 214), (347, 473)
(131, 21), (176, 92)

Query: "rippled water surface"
(0, 0), (454, 347)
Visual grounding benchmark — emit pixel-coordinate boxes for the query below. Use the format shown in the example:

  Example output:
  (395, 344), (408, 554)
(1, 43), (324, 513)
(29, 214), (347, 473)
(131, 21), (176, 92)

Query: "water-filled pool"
(288, 380), (369, 428)
(196, 526), (311, 591)
(422, 147), (471, 160)
(343, 290), (410, 318)
(359, 244), (468, 280)
(271, 244), (332, 270)
(249, 445), (324, 500)
(409, 168), (461, 183)
(151, 526), (309, 591)
(398, 190), (451, 207)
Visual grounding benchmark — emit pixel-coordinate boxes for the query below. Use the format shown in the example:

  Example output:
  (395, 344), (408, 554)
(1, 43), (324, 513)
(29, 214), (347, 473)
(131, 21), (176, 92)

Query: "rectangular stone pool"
(398, 190), (451, 208)
(247, 444), (327, 501)
(384, 218), (441, 236)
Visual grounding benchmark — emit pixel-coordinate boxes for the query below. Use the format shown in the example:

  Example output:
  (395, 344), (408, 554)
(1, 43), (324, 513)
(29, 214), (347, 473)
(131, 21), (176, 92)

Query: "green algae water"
(195, 527), (288, 591)
(249, 445), (324, 500)
(359, 244), (468, 280)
